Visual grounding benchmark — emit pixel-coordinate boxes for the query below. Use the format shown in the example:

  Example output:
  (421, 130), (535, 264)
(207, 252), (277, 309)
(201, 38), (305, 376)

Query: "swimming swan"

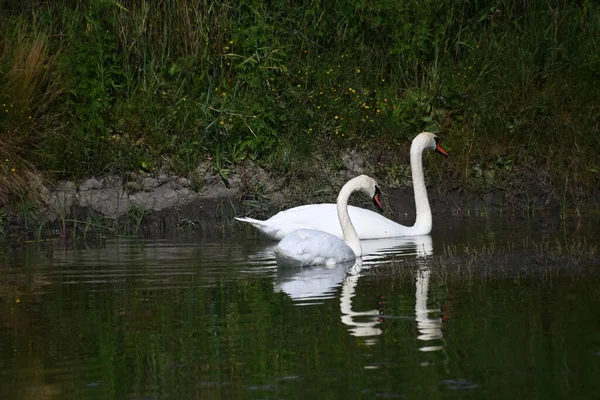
(236, 132), (448, 240)
(274, 175), (383, 267)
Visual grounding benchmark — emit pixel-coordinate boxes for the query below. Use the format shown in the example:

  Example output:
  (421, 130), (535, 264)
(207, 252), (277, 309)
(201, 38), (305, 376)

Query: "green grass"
(0, 0), (599, 215)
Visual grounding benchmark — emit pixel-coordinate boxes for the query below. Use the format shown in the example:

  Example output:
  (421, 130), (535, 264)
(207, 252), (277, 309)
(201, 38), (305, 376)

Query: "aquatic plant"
(376, 236), (600, 284)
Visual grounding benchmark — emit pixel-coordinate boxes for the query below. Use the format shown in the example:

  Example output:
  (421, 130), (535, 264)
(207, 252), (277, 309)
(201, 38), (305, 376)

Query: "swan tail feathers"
(234, 216), (281, 240)
(234, 217), (268, 231)
(234, 216), (264, 225)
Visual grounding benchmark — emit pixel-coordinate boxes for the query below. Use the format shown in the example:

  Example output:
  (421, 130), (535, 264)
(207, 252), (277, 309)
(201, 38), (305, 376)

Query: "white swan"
(274, 175), (383, 267)
(236, 132), (448, 240)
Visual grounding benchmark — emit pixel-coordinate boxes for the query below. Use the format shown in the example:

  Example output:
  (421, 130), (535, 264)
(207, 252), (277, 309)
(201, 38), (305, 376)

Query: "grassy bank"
(1, 0), (599, 215)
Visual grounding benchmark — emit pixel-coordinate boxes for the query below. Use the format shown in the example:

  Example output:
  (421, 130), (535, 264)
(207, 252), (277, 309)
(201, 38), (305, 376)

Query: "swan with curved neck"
(274, 175), (383, 267)
(236, 132), (448, 240)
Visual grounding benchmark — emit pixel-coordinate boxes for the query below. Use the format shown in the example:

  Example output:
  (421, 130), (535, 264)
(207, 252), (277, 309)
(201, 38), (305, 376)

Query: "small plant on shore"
(125, 205), (148, 235)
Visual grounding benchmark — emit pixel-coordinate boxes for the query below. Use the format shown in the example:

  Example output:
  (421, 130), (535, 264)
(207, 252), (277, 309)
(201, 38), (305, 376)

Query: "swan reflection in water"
(339, 259), (381, 344)
(414, 257), (444, 352)
(273, 261), (349, 305)
(272, 235), (444, 349)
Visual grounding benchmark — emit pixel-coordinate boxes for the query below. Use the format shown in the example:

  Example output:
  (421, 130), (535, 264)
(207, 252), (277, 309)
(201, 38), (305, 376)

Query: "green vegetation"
(1, 0), (599, 210)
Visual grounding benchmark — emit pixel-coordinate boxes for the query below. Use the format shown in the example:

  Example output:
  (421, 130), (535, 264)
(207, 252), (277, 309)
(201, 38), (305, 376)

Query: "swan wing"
(274, 229), (355, 267)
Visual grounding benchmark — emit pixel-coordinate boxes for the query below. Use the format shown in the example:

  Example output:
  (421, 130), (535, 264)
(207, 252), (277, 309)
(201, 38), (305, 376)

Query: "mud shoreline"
(0, 158), (593, 244)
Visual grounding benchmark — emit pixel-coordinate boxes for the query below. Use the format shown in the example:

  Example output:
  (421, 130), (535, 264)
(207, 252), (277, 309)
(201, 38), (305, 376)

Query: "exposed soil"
(0, 152), (589, 242)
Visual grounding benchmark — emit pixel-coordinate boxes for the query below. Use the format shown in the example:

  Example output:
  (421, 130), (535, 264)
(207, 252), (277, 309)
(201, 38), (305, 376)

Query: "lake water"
(1, 215), (599, 399)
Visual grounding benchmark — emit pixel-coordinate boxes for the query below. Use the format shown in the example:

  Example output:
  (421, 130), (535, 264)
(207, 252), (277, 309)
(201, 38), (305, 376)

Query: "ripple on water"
(442, 378), (479, 391)
(2, 238), (281, 294)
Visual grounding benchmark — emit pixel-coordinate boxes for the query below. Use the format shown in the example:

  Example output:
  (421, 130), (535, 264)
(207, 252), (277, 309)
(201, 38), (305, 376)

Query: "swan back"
(274, 229), (356, 267)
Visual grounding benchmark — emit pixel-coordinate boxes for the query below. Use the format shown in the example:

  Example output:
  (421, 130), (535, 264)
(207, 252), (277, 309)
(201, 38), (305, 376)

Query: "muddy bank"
(0, 154), (584, 241)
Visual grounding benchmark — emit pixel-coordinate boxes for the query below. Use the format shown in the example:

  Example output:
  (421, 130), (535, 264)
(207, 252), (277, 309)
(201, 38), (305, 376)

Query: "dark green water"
(1, 217), (599, 399)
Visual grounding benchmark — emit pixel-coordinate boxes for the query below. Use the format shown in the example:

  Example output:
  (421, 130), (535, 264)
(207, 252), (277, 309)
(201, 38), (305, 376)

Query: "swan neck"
(337, 180), (362, 257)
(411, 144), (432, 233)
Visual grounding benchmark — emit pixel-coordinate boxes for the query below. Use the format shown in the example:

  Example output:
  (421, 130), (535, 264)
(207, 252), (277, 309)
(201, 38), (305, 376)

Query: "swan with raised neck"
(409, 132), (447, 235)
(236, 132), (447, 240)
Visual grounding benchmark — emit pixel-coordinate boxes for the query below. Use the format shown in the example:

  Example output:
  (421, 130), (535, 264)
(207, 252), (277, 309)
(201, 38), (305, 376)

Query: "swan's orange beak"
(372, 186), (384, 212)
(435, 142), (448, 157)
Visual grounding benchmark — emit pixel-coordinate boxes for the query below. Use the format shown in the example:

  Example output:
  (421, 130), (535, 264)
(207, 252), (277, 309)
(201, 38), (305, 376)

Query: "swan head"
(412, 132), (448, 157)
(349, 175), (384, 212)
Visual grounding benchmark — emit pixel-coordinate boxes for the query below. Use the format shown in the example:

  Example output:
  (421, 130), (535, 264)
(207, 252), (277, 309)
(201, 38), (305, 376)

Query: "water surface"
(1, 216), (599, 399)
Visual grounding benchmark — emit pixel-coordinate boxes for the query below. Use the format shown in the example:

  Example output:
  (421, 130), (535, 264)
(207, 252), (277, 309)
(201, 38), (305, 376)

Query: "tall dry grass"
(0, 21), (60, 207)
